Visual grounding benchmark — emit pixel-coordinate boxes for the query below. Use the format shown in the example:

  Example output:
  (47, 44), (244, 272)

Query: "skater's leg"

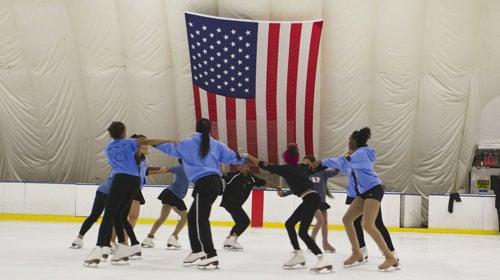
(375, 208), (395, 251)
(187, 198), (202, 253)
(361, 199), (395, 260)
(297, 194), (322, 255)
(96, 175), (130, 247)
(115, 185), (139, 245)
(78, 192), (107, 237)
(342, 197), (364, 251)
(195, 192), (218, 257)
(227, 205), (250, 236)
(311, 209), (323, 241)
(285, 203), (304, 251)
(171, 207), (188, 238)
(321, 210), (334, 250)
(128, 199), (141, 228)
(354, 216), (365, 248)
(148, 205), (171, 237)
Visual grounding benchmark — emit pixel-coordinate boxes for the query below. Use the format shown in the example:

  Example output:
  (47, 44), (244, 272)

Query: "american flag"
(185, 12), (323, 165)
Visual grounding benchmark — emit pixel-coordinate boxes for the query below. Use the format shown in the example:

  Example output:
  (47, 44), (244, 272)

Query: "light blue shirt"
(167, 165), (190, 199)
(155, 133), (246, 183)
(322, 146), (382, 194)
(105, 138), (139, 177)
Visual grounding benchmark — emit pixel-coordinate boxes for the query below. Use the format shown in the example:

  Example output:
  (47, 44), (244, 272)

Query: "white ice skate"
(102, 246), (111, 261)
(283, 250), (306, 269)
(197, 256), (219, 270)
(141, 237), (155, 248)
(84, 246), (102, 267)
(166, 235), (181, 250)
(70, 237), (83, 249)
(223, 235), (243, 250)
(111, 243), (130, 264)
(129, 244), (142, 259)
(183, 252), (207, 266)
(310, 254), (334, 273)
(110, 241), (117, 253)
(361, 247), (369, 262)
(343, 249), (366, 268)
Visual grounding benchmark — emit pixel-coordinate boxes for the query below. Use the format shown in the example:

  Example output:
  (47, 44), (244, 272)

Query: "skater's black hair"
(178, 158), (183, 165)
(196, 118), (212, 158)
(351, 127), (371, 147)
(303, 155), (316, 162)
(108, 122), (126, 140)
(130, 134), (146, 139)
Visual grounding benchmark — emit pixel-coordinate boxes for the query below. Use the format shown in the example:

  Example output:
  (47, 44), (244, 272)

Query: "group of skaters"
(72, 118), (400, 273)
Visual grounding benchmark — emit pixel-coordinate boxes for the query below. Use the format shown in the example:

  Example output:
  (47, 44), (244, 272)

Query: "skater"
(311, 127), (399, 271)
(84, 122), (175, 266)
(221, 163), (267, 250)
(71, 134), (167, 254)
(113, 135), (169, 257)
(154, 118), (247, 269)
(247, 145), (333, 273)
(142, 159), (190, 250)
(302, 155), (338, 253)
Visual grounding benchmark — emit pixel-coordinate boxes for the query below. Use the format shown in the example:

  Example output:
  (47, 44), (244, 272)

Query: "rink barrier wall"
(0, 182), (498, 235)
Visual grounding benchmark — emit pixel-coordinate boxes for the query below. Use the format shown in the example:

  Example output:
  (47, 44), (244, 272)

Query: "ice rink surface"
(0, 221), (499, 280)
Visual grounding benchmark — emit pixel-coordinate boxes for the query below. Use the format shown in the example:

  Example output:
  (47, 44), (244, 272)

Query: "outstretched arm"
(137, 138), (177, 146)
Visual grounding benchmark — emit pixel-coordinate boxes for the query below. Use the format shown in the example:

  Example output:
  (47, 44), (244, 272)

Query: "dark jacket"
(221, 171), (266, 207)
(258, 161), (313, 196)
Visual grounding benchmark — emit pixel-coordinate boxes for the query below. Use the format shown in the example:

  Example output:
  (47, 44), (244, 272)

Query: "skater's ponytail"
(196, 118), (212, 159)
(351, 127), (371, 147)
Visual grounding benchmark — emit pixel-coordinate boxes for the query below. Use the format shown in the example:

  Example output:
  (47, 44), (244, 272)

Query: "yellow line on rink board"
(0, 213), (497, 235)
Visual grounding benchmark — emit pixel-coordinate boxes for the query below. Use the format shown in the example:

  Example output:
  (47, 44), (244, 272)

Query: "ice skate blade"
(324, 249), (336, 254)
(167, 244), (181, 250)
(197, 261), (219, 270)
(129, 252), (142, 259)
(343, 260), (366, 268)
(283, 262), (306, 270)
(310, 265), (334, 274)
(70, 244), (82, 249)
(223, 245), (243, 251)
(83, 259), (100, 267)
(141, 244), (154, 248)
(183, 257), (207, 266)
(379, 263), (401, 272)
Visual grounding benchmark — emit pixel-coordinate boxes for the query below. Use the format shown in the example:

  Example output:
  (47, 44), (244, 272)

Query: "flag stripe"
(225, 97), (238, 151)
(276, 23), (291, 164)
(255, 23), (269, 163)
(304, 21), (323, 156)
(235, 98), (247, 154)
(266, 23), (280, 164)
(199, 88), (209, 120)
(193, 86), (201, 121)
(216, 94), (227, 145)
(286, 23), (302, 147)
(246, 99), (258, 173)
(207, 91), (219, 139)
(295, 23), (313, 159)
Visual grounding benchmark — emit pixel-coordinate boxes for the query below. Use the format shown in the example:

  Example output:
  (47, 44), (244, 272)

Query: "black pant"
(96, 173), (140, 247)
(79, 191), (107, 236)
(120, 200), (140, 246)
(497, 208), (500, 232)
(223, 204), (250, 236)
(285, 192), (322, 255)
(354, 208), (395, 251)
(187, 175), (223, 258)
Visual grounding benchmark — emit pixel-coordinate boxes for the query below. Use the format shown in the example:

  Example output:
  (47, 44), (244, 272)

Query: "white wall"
(428, 194), (498, 231)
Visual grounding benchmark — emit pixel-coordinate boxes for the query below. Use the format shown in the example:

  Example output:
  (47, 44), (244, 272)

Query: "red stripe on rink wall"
(251, 189), (264, 227)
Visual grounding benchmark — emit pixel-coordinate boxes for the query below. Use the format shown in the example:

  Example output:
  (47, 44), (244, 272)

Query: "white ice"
(0, 221), (499, 280)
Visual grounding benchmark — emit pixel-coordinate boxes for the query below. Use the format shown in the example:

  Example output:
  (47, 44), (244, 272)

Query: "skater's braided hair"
(131, 134), (147, 163)
(108, 121), (126, 139)
(351, 127), (371, 147)
(196, 118), (212, 158)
